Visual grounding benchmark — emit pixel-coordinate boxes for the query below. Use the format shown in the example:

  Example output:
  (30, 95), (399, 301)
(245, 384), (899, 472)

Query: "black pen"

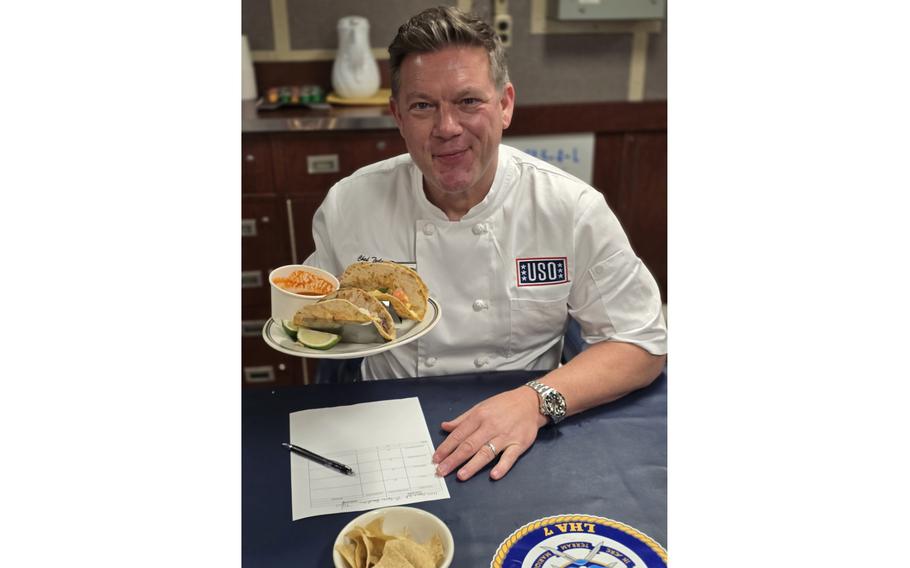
(282, 442), (355, 476)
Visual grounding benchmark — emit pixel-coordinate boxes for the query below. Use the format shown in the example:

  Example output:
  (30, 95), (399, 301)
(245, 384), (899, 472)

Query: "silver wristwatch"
(524, 380), (567, 424)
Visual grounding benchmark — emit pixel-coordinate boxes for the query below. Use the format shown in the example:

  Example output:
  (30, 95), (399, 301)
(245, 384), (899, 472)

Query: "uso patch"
(516, 257), (569, 287)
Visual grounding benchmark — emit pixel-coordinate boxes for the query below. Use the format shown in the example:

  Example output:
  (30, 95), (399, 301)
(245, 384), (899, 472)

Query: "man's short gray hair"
(388, 6), (510, 98)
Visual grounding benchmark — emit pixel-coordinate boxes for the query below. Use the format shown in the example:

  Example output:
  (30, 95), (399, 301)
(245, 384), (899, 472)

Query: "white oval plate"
(261, 298), (441, 359)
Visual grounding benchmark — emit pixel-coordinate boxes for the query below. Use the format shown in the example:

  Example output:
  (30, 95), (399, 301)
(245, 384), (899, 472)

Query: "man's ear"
(500, 82), (515, 130)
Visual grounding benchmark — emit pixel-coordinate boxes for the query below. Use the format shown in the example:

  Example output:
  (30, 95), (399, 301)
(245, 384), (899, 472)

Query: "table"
(242, 370), (667, 566)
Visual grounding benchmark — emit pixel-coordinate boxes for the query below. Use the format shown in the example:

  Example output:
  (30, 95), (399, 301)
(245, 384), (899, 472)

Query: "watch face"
(544, 392), (566, 417)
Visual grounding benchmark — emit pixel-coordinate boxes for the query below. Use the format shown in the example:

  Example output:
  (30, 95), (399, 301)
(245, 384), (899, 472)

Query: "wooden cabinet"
(595, 131), (667, 301)
(241, 203), (293, 388)
(241, 194), (290, 309)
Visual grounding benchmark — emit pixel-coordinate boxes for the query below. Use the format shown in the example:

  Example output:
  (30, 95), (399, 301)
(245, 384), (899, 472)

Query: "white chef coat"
(305, 144), (667, 379)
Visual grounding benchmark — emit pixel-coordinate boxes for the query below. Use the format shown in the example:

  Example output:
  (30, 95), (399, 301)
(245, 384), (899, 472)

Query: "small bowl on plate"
(332, 506), (454, 568)
(268, 264), (339, 325)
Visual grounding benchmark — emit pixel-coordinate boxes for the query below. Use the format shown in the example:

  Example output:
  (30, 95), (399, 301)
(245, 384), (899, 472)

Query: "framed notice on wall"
(503, 133), (595, 184)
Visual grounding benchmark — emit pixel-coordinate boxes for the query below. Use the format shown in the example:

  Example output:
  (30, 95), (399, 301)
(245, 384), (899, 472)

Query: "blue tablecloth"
(242, 370), (667, 566)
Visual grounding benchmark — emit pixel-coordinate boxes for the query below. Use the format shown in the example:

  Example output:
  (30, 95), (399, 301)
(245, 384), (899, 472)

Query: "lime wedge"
(297, 328), (341, 350)
(281, 319), (299, 341)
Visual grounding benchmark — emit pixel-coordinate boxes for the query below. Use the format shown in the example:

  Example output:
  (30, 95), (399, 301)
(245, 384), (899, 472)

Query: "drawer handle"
(244, 365), (275, 383)
(242, 319), (268, 337)
(241, 218), (257, 237)
(307, 154), (340, 174)
(245, 154), (256, 162)
(242, 270), (263, 288)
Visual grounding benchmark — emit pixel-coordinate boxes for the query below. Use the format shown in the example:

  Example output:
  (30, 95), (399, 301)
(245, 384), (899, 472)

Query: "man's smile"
(432, 148), (469, 164)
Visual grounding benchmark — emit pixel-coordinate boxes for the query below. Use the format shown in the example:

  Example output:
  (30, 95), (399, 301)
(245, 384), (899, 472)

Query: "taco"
(293, 287), (396, 341)
(339, 262), (429, 321)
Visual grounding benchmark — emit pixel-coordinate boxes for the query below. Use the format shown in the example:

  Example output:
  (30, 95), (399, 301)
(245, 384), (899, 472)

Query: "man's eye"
(461, 98), (480, 105)
(411, 102), (432, 110)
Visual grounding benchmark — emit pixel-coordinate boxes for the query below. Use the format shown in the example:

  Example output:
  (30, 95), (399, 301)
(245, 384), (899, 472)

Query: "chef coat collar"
(412, 145), (515, 223)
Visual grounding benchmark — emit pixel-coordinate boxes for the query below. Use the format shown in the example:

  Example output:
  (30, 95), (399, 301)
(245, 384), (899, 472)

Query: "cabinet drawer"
(242, 195), (290, 271)
(242, 133), (275, 194)
(241, 269), (269, 309)
(242, 304), (317, 386)
(272, 131), (407, 194)
(242, 333), (303, 388)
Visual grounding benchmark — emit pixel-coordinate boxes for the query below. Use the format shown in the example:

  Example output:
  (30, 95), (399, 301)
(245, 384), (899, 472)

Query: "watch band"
(524, 380), (567, 424)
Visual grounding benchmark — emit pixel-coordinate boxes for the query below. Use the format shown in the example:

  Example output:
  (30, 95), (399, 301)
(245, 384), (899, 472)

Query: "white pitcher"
(242, 35), (257, 100)
(331, 16), (380, 99)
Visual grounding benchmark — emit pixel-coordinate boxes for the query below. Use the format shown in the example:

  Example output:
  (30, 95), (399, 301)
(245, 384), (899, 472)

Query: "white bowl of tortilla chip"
(333, 506), (454, 568)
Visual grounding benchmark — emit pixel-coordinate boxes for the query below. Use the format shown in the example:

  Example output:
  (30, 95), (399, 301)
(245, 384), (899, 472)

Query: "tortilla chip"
(336, 516), (444, 568)
(336, 543), (359, 568)
(363, 529), (389, 559)
(382, 539), (436, 568)
(354, 537), (366, 568)
(426, 534), (444, 566)
(363, 517), (386, 536)
(353, 527), (376, 566)
(372, 547), (413, 568)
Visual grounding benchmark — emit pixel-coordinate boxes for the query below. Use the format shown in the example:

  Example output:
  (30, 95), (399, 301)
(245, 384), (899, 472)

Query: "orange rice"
(272, 270), (335, 296)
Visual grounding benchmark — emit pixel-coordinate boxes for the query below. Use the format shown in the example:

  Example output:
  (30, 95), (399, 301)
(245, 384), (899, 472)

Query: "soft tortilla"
(293, 293), (396, 341)
(340, 262), (429, 321)
(292, 299), (369, 326)
(324, 288), (397, 340)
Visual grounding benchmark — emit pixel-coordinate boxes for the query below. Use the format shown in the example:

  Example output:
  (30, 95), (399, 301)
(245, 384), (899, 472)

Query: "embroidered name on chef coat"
(516, 257), (569, 287)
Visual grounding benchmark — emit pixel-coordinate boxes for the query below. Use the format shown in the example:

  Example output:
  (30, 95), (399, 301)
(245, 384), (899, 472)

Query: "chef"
(305, 6), (667, 482)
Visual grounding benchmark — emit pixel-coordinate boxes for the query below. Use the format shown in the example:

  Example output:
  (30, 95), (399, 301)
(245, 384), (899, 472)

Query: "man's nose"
(433, 105), (463, 138)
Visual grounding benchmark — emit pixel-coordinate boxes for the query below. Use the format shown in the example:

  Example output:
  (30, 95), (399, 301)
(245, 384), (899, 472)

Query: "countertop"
(242, 100), (398, 133)
(243, 99), (669, 136)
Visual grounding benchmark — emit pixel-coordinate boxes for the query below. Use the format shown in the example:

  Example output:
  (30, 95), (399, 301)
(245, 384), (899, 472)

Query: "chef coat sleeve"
(301, 186), (344, 276)
(568, 190), (667, 356)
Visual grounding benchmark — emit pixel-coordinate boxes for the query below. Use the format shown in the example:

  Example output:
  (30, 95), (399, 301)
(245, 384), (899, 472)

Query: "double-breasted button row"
(421, 222), (487, 235)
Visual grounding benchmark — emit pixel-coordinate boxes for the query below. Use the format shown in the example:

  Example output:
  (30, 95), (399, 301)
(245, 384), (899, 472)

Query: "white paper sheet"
(288, 397), (450, 520)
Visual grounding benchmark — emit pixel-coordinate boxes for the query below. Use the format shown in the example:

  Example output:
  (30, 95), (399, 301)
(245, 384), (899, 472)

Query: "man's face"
(390, 46), (515, 201)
